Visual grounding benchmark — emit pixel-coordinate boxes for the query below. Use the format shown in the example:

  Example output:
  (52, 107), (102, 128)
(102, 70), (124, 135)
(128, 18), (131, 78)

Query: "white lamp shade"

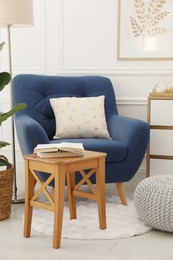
(0, 0), (33, 27)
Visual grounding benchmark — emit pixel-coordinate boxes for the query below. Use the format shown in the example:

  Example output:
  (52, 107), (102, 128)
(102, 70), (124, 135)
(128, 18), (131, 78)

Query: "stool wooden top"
(23, 150), (107, 165)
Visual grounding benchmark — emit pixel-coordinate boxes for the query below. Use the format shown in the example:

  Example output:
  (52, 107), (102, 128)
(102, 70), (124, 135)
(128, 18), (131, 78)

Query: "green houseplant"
(0, 42), (26, 220)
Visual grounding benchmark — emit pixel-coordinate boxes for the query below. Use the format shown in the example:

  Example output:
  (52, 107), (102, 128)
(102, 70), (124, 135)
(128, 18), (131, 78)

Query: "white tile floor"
(0, 179), (173, 260)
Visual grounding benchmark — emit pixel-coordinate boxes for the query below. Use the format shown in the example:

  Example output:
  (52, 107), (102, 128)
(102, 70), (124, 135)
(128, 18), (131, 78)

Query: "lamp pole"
(7, 25), (23, 203)
(0, 0), (34, 203)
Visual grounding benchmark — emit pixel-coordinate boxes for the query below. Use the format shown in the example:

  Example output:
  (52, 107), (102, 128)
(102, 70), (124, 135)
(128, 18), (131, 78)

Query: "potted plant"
(0, 42), (26, 221)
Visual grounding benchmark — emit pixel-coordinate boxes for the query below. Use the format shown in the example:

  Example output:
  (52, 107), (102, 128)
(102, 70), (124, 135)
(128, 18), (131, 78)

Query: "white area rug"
(32, 196), (152, 240)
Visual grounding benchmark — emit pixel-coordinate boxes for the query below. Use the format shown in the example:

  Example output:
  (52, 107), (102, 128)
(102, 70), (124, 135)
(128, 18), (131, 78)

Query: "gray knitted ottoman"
(134, 175), (173, 232)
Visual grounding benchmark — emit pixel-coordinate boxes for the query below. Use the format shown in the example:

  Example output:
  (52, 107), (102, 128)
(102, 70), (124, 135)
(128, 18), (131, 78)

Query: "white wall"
(0, 0), (172, 187)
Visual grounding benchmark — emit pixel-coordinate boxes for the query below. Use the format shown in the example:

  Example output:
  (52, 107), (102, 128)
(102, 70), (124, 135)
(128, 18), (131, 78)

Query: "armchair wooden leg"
(116, 182), (127, 206)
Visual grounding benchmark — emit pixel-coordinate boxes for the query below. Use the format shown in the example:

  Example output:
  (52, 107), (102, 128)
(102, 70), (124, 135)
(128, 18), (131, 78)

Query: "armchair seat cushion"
(50, 138), (127, 162)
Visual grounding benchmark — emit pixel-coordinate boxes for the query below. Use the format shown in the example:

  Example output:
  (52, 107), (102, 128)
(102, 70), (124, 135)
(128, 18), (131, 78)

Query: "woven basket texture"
(0, 165), (13, 221)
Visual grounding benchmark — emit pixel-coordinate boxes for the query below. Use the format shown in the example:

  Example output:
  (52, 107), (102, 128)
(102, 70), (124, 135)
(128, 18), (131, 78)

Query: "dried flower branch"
(130, 0), (170, 38)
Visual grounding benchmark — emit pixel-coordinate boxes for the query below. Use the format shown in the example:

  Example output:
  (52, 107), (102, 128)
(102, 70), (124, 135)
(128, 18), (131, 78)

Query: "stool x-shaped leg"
(30, 170), (55, 210)
(67, 164), (106, 230)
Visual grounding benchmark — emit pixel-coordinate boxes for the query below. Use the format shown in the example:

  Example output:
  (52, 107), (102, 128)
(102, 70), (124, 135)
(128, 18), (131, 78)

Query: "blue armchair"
(13, 74), (150, 205)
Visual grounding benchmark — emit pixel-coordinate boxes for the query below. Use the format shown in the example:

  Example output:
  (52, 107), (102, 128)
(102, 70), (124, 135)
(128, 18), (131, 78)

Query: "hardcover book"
(34, 142), (84, 158)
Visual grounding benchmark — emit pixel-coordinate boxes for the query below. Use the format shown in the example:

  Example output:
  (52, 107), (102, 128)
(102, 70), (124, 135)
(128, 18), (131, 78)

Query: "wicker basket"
(0, 165), (14, 221)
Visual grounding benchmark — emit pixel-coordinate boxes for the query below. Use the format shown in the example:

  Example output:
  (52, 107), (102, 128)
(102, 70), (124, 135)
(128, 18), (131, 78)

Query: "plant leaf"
(0, 141), (10, 148)
(0, 159), (10, 167)
(0, 42), (5, 51)
(0, 72), (11, 91)
(0, 103), (27, 125)
(0, 155), (11, 168)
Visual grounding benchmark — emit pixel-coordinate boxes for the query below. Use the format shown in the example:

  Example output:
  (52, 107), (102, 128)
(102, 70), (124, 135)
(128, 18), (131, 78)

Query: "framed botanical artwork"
(118, 0), (173, 60)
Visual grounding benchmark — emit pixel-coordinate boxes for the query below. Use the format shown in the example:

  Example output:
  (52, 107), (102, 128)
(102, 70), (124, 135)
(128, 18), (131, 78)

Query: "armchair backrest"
(13, 74), (118, 139)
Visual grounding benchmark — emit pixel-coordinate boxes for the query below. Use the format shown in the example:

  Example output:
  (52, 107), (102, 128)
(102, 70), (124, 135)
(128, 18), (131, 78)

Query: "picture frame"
(117, 0), (173, 60)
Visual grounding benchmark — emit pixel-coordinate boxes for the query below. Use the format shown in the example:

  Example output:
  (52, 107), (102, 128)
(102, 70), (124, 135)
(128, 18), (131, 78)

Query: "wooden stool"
(23, 150), (107, 249)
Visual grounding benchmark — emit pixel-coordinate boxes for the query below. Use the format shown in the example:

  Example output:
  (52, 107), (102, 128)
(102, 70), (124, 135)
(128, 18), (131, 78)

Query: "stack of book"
(34, 142), (84, 158)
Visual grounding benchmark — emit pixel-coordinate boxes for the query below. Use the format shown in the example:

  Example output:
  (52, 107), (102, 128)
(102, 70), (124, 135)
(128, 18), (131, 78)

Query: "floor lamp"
(0, 0), (33, 203)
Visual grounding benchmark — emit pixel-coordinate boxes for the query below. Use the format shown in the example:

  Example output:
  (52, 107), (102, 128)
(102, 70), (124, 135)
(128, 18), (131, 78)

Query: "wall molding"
(2, 96), (147, 106)
(58, 67), (173, 76)
(58, 1), (173, 76)
(117, 97), (147, 106)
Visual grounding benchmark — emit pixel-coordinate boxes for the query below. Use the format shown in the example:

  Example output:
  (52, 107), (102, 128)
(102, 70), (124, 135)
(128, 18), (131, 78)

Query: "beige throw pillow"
(50, 96), (111, 139)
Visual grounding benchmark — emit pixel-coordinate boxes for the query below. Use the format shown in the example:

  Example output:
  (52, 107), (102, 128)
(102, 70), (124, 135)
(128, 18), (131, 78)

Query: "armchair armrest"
(15, 115), (49, 155)
(108, 115), (150, 156)
(107, 114), (150, 182)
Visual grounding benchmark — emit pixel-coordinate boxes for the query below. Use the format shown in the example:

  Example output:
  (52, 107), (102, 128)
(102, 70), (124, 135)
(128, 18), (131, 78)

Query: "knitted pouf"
(134, 175), (173, 232)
